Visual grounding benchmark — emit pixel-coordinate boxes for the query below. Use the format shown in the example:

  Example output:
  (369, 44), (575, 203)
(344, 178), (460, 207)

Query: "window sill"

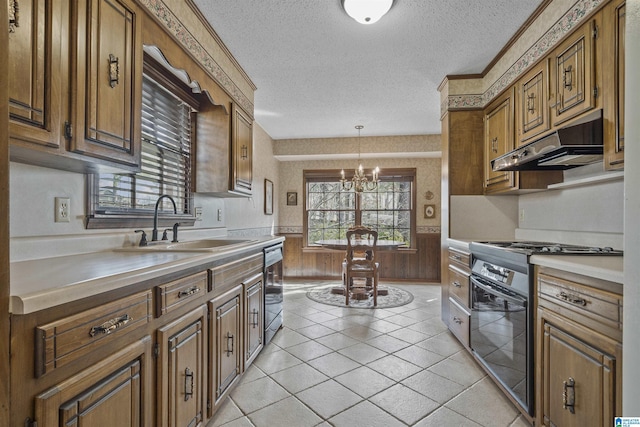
(85, 214), (196, 230)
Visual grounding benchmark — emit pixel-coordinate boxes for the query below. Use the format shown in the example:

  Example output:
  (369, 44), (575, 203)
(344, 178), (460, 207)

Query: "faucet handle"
(162, 229), (171, 241)
(134, 230), (148, 247)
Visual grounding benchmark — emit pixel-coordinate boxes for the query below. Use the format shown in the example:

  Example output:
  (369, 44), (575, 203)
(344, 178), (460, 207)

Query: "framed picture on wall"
(424, 204), (436, 219)
(264, 179), (273, 215)
(287, 192), (297, 206)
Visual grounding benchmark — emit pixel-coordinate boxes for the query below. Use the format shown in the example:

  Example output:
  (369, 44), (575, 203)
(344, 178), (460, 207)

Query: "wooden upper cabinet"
(231, 104), (253, 195)
(603, 0), (625, 170)
(69, 0), (143, 169)
(8, 0), (67, 149)
(484, 88), (516, 194)
(516, 60), (550, 145)
(550, 18), (598, 126)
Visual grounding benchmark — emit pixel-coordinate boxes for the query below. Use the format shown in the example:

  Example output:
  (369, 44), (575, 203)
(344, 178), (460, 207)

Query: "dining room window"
(304, 168), (415, 247)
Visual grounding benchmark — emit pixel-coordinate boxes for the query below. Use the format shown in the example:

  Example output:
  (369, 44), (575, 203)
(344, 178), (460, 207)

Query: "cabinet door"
(484, 89), (516, 194)
(538, 311), (618, 427)
(69, 0), (142, 168)
(604, 0), (625, 170)
(550, 20), (597, 126)
(157, 305), (207, 427)
(231, 105), (253, 195)
(516, 61), (550, 144)
(35, 336), (152, 426)
(8, 0), (67, 149)
(244, 274), (264, 369)
(209, 285), (242, 416)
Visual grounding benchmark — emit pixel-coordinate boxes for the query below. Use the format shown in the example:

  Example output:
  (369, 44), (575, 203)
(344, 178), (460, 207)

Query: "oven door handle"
(471, 276), (527, 307)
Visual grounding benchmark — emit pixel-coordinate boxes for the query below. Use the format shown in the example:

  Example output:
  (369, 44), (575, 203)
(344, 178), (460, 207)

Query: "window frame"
(86, 55), (199, 229)
(303, 168), (417, 248)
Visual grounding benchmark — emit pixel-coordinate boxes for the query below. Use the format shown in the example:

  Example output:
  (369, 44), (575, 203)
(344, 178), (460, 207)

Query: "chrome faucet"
(152, 195), (177, 241)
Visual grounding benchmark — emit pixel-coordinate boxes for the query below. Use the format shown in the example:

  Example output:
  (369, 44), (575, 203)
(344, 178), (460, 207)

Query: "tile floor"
(210, 280), (531, 427)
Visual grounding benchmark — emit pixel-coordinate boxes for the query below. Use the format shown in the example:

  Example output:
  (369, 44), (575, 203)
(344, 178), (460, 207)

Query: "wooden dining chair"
(342, 226), (379, 306)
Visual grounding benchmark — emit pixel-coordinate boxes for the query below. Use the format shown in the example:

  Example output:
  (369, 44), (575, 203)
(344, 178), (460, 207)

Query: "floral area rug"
(306, 283), (413, 309)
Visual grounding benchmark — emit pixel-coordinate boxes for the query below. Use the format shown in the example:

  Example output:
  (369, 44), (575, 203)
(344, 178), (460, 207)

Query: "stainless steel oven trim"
(470, 276), (527, 306)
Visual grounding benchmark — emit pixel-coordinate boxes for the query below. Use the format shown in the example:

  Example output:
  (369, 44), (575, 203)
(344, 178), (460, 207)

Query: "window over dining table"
(304, 168), (415, 247)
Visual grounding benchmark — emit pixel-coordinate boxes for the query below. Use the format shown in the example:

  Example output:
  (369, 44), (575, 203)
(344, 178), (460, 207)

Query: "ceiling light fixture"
(341, 125), (379, 192)
(342, 0), (393, 25)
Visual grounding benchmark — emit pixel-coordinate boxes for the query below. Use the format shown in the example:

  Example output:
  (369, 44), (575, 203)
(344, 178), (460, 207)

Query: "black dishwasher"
(263, 243), (284, 344)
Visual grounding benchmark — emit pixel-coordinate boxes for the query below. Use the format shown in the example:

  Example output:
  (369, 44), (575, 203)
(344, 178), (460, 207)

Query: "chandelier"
(340, 125), (380, 192)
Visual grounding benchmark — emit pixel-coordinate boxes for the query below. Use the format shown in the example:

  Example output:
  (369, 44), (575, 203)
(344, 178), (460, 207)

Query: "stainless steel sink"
(116, 238), (257, 252)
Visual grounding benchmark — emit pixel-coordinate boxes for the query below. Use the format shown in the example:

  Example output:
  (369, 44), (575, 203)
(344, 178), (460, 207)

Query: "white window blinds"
(95, 74), (193, 215)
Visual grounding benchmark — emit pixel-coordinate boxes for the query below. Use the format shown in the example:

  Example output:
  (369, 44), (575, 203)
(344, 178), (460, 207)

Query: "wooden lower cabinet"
(535, 268), (622, 426)
(34, 336), (153, 426)
(209, 284), (243, 416)
(244, 273), (264, 370)
(157, 305), (207, 427)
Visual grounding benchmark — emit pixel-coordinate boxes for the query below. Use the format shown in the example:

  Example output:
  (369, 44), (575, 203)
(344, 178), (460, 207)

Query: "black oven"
(263, 243), (284, 344)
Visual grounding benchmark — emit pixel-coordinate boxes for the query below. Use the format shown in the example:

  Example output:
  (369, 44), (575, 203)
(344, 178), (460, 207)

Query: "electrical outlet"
(195, 206), (203, 221)
(55, 197), (70, 222)
(519, 208), (525, 222)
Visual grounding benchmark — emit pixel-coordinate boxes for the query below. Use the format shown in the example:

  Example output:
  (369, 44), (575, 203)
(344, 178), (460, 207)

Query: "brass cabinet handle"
(491, 137), (498, 153)
(452, 254), (462, 261)
(563, 65), (573, 90)
(178, 286), (201, 298)
(527, 93), (536, 113)
(9, 0), (19, 32)
(452, 316), (463, 325)
(184, 367), (194, 401)
(250, 309), (259, 328)
(225, 332), (234, 356)
(556, 291), (587, 306)
(89, 314), (131, 337)
(241, 145), (248, 160)
(563, 377), (576, 413)
(108, 54), (119, 88)
(452, 281), (462, 288)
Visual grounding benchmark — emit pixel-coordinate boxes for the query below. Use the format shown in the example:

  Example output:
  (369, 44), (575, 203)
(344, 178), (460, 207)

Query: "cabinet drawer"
(538, 272), (622, 338)
(156, 272), (207, 316)
(35, 290), (152, 377)
(448, 297), (470, 348)
(448, 266), (470, 306)
(448, 248), (471, 272)
(210, 253), (262, 292)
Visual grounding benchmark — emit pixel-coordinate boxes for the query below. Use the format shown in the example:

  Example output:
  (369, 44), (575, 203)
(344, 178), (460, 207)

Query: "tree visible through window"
(305, 169), (415, 247)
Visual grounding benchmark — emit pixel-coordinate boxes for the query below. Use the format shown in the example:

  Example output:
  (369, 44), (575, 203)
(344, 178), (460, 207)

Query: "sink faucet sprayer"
(152, 195), (177, 241)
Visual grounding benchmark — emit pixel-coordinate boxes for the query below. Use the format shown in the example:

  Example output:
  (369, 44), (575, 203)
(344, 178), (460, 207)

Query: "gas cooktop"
(473, 241), (623, 256)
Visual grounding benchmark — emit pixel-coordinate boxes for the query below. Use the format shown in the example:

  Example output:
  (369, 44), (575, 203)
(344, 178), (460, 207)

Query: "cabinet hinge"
(207, 398), (212, 410)
(64, 121), (72, 139)
(592, 25), (599, 39)
(25, 418), (38, 427)
(593, 86), (599, 98)
(153, 343), (159, 359)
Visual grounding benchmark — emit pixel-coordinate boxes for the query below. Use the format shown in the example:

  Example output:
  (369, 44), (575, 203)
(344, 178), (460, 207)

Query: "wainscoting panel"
(280, 233), (441, 282)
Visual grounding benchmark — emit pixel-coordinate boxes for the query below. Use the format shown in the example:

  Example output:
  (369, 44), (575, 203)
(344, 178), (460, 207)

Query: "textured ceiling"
(193, 0), (544, 140)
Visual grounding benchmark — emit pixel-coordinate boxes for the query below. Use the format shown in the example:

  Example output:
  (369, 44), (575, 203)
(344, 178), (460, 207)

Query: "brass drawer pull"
(108, 54), (119, 88)
(452, 280), (462, 288)
(178, 286), (201, 298)
(556, 291), (587, 306)
(452, 316), (463, 325)
(452, 254), (462, 261)
(563, 377), (576, 413)
(563, 65), (573, 90)
(184, 367), (194, 401)
(527, 93), (536, 113)
(89, 314), (131, 337)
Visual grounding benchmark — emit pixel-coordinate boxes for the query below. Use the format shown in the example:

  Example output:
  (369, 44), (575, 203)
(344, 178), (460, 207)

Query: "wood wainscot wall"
(281, 233), (441, 282)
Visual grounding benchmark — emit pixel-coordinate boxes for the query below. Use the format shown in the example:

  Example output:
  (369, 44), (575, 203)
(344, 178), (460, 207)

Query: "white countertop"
(10, 236), (284, 314)
(530, 254), (623, 284)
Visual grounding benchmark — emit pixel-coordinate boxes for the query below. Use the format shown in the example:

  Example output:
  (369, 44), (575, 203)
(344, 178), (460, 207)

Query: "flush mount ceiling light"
(342, 0), (393, 25)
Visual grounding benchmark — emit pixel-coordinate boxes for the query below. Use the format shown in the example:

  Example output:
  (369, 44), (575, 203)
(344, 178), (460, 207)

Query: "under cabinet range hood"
(491, 109), (603, 172)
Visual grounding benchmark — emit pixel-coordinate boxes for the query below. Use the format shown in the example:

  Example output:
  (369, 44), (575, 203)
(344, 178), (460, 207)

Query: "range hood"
(491, 109), (603, 172)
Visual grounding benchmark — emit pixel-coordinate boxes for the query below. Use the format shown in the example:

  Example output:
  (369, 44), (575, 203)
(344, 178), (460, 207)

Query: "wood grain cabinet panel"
(603, 0), (625, 170)
(484, 89), (516, 194)
(69, 0), (143, 169)
(8, 0), (68, 151)
(231, 104), (253, 195)
(157, 305), (207, 427)
(516, 61), (550, 144)
(244, 273), (264, 370)
(550, 19), (597, 126)
(35, 336), (152, 427)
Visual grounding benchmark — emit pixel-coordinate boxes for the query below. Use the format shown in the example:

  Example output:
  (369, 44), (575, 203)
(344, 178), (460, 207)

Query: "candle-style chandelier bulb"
(340, 125), (379, 192)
